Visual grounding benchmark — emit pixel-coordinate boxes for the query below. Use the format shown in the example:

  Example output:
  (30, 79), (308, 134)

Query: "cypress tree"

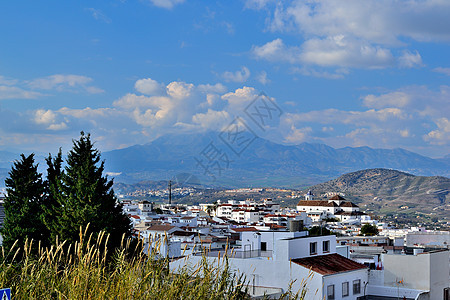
(1, 154), (46, 250)
(51, 132), (132, 248)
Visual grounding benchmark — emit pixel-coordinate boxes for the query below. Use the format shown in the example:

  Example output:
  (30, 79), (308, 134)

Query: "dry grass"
(0, 226), (306, 299)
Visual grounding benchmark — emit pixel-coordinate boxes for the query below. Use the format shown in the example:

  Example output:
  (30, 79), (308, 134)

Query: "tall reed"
(0, 226), (307, 299)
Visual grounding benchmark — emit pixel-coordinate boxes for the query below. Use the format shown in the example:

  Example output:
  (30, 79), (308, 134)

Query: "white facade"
(382, 250), (449, 300)
(170, 234), (368, 299)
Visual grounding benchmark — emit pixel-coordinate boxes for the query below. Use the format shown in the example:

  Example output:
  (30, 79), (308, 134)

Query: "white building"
(297, 194), (366, 223)
(367, 249), (450, 300)
(171, 233), (369, 299)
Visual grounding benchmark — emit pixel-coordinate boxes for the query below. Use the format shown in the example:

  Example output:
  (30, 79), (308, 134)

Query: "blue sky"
(0, 0), (449, 158)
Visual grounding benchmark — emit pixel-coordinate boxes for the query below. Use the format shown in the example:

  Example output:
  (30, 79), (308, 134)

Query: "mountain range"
(101, 132), (449, 188)
(0, 133), (448, 189)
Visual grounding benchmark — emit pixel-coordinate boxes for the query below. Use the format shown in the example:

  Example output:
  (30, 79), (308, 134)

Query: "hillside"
(308, 168), (450, 218)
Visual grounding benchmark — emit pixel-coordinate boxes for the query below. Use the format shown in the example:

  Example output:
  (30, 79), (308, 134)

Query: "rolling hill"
(307, 168), (450, 218)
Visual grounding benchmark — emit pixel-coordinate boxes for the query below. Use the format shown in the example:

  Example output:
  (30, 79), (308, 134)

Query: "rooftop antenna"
(168, 180), (172, 205)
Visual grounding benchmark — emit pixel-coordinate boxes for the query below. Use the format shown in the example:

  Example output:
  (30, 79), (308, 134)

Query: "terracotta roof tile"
(230, 227), (258, 232)
(292, 253), (367, 275)
(329, 195), (346, 200)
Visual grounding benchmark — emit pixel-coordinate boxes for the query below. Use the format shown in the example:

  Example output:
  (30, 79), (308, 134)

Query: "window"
(342, 282), (349, 297)
(327, 285), (335, 300)
(323, 240), (330, 252)
(444, 287), (450, 300)
(310, 242), (317, 255)
(353, 279), (361, 294)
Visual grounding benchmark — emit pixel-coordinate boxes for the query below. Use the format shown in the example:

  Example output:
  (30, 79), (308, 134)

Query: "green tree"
(42, 149), (64, 245)
(308, 226), (332, 236)
(1, 154), (46, 250)
(50, 132), (132, 248)
(360, 223), (378, 236)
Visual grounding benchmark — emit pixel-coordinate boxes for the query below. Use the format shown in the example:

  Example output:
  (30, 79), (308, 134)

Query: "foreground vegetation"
(0, 228), (306, 299)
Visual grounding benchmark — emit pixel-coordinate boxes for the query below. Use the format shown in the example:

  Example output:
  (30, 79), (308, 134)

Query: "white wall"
(275, 235), (336, 261)
(170, 255), (324, 299)
(382, 250), (449, 300)
(259, 231), (307, 252)
(322, 269), (368, 300)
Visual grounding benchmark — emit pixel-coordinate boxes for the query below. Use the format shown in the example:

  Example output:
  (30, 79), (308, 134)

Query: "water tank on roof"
(289, 220), (303, 232)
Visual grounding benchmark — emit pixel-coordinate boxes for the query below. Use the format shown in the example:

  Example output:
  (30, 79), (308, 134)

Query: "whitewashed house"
(170, 233), (369, 299)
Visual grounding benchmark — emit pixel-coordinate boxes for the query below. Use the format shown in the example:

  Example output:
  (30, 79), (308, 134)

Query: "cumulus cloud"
(284, 125), (312, 143)
(398, 50), (423, 68)
(264, 0), (450, 44)
(34, 109), (67, 131)
(253, 37), (395, 69)
(280, 85), (450, 154)
(249, 0), (450, 74)
(134, 78), (164, 95)
(222, 67), (251, 83)
(192, 109), (231, 131)
(363, 91), (411, 109)
(252, 39), (300, 63)
(425, 118), (450, 145)
(166, 81), (194, 99)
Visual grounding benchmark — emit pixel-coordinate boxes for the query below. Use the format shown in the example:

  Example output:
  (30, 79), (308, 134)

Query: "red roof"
(292, 253), (367, 275)
(329, 195), (346, 200)
(231, 227), (258, 232)
(297, 200), (339, 207)
(147, 224), (177, 232)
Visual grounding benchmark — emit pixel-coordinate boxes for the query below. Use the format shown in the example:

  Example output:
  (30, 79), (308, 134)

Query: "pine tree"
(51, 132), (132, 247)
(1, 154), (46, 250)
(42, 149), (63, 245)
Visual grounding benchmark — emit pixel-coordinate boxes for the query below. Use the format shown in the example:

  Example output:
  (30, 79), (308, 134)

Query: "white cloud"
(425, 118), (450, 145)
(222, 67), (251, 83)
(254, 37), (395, 69)
(34, 109), (67, 131)
(363, 92), (411, 109)
(197, 83), (227, 94)
(148, 0), (184, 9)
(433, 67), (450, 76)
(0, 86), (43, 100)
(244, 0), (275, 10)
(135, 78), (164, 95)
(257, 71), (270, 85)
(292, 67), (348, 79)
(265, 0), (450, 45)
(34, 109), (57, 125)
(250, 1), (450, 73)
(300, 36), (394, 68)
(284, 125), (312, 143)
(0, 76), (18, 86)
(166, 81), (194, 99)
(192, 109), (231, 131)
(28, 74), (104, 94)
(252, 39), (300, 63)
(398, 50), (423, 68)
(221, 86), (258, 110)
(86, 8), (111, 23)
